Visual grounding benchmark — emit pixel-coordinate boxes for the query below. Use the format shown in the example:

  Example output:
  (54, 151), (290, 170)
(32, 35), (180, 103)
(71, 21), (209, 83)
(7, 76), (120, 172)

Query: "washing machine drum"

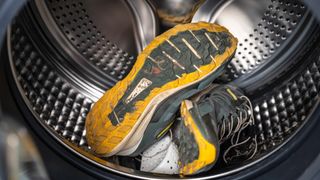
(4, 0), (320, 179)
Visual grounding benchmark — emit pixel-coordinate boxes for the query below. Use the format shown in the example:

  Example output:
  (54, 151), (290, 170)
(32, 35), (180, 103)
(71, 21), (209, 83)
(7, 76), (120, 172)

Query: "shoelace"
(139, 88), (258, 164)
(220, 96), (257, 163)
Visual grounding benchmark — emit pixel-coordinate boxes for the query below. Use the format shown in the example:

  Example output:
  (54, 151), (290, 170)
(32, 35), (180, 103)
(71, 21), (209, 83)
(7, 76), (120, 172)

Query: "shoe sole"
(118, 57), (231, 156)
(178, 100), (219, 175)
(85, 22), (238, 156)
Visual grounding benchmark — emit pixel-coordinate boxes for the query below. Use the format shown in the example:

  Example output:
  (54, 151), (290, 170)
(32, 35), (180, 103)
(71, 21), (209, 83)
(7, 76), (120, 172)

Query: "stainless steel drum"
(193, 0), (316, 92)
(5, 0), (320, 179)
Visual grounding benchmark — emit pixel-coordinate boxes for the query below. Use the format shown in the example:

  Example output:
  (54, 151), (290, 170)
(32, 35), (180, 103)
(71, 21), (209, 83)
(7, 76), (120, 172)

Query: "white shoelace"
(222, 96), (258, 163)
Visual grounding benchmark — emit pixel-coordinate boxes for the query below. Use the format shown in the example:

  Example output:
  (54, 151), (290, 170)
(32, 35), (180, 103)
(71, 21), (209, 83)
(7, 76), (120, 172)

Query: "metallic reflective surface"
(127, 0), (159, 49)
(5, 0), (320, 179)
(152, 0), (204, 26)
(34, 0), (158, 100)
(193, 0), (314, 92)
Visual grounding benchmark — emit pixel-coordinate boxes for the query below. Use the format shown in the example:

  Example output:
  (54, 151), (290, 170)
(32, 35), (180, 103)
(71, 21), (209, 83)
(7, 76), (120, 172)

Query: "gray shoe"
(174, 84), (257, 175)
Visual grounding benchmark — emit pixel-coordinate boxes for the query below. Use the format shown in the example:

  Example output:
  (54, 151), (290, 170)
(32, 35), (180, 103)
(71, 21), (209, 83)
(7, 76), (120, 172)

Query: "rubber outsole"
(123, 57), (231, 156)
(178, 100), (218, 175)
(85, 22), (238, 156)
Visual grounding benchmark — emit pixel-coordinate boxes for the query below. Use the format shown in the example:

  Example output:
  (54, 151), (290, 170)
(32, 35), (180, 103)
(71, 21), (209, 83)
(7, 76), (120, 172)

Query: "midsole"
(86, 22), (238, 156)
(105, 80), (187, 156)
(117, 60), (228, 155)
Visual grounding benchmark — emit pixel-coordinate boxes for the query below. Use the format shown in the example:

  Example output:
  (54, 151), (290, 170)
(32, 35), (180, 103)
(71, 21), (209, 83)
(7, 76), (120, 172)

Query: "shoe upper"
(189, 85), (245, 142)
(85, 22), (238, 156)
(140, 84), (256, 175)
(189, 84), (257, 163)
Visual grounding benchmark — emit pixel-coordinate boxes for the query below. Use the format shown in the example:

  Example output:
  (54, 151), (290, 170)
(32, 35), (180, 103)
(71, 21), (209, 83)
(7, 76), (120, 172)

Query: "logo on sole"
(125, 78), (152, 104)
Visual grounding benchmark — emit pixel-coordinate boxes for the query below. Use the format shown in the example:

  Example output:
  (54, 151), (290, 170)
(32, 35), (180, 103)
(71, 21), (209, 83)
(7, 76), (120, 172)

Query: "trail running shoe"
(175, 84), (256, 175)
(85, 22), (238, 157)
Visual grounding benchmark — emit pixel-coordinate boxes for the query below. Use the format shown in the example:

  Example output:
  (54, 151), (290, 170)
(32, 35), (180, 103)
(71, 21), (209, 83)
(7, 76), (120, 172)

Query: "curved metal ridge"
(33, 0), (158, 99)
(8, 20), (320, 179)
(6, 0), (320, 179)
(193, 0), (314, 92)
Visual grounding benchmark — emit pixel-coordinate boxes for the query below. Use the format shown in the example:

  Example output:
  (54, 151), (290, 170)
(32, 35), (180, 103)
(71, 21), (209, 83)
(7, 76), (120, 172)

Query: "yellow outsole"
(85, 22), (238, 156)
(179, 100), (218, 175)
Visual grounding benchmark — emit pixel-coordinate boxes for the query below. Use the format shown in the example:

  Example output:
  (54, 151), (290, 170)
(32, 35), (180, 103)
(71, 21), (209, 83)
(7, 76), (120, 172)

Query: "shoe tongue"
(194, 90), (244, 138)
(197, 101), (213, 116)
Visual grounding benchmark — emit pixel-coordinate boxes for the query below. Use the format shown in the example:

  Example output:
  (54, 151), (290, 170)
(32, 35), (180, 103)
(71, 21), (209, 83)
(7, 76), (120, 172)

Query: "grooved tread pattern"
(110, 30), (231, 123)
(85, 23), (237, 155)
(175, 120), (199, 167)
